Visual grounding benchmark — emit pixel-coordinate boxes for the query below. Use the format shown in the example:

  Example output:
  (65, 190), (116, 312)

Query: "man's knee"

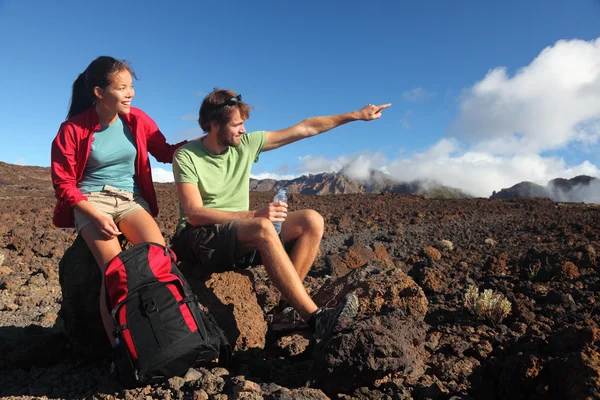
(303, 210), (324, 237)
(241, 218), (279, 246)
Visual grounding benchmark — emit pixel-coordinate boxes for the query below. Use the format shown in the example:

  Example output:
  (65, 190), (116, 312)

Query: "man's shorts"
(73, 185), (151, 233)
(172, 220), (290, 275)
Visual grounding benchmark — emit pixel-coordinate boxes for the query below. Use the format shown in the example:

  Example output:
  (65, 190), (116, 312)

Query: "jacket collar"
(87, 106), (135, 132)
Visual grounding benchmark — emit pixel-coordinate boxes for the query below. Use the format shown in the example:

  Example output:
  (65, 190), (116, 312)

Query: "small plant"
(525, 263), (540, 280)
(484, 238), (497, 247)
(439, 240), (454, 251)
(465, 285), (479, 308)
(464, 285), (511, 326)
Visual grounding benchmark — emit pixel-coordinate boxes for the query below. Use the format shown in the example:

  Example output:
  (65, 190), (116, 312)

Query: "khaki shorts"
(73, 185), (151, 233)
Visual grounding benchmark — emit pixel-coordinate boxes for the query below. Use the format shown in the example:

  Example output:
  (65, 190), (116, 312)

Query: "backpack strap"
(178, 294), (198, 305)
(218, 342), (232, 367)
(138, 285), (170, 349)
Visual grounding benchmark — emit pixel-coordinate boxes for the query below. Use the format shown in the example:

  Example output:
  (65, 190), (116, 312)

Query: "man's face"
(216, 108), (246, 147)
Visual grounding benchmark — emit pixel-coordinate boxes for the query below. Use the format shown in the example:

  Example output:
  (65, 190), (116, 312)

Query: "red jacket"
(51, 106), (187, 228)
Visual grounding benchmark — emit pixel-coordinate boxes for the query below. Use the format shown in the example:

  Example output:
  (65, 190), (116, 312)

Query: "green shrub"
(465, 285), (511, 326)
(439, 240), (454, 250)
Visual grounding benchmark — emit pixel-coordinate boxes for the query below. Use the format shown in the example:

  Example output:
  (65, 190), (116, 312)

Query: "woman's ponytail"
(66, 72), (94, 119)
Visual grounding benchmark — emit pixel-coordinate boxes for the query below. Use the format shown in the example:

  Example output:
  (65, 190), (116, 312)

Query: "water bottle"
(272, 189), (287, 234)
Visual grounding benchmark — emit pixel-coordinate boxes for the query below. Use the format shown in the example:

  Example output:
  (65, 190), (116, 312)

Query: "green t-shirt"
(173, 131), (267, 223)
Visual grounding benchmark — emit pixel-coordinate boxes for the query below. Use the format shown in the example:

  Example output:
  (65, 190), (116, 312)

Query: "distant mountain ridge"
(0, 162), (469, 199)
(250, 170), (471, 198)
(7, 161), (595, 202)
(490, 175), (600, 203)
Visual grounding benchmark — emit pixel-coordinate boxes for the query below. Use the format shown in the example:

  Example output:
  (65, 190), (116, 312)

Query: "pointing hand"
(358, 103), (392, 121)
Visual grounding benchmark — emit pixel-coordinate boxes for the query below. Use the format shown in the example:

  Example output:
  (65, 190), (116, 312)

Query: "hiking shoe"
(270, 306), (309, 332)
(271, 299), (291, 315)
(312, 292), (360, 342)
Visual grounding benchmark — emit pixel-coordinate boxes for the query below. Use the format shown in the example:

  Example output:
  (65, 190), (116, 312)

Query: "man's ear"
(93, 86), (103, 100)
(209, 120), (219, 133)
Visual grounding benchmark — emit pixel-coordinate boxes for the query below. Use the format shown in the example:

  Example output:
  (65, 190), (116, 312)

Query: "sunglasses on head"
(215, 94), (242, 107)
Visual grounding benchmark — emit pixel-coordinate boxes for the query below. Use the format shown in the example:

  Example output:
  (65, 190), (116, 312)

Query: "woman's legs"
(79, 225), (123, 347)
(117, 209), (165, 245)
(80, 209), (165, 348)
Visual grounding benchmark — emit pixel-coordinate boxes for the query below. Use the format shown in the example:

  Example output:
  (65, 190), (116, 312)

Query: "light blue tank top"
(78, 116), (139, 194)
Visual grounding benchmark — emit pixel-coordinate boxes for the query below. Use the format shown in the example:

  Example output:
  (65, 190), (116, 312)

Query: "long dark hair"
(67, 56), (137, 119)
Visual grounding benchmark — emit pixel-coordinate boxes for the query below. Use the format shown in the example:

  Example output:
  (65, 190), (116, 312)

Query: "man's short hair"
(198, 89), (253, 132)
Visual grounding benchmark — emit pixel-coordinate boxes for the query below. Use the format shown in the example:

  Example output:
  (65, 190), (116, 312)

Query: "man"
(172, 89), (390, 340)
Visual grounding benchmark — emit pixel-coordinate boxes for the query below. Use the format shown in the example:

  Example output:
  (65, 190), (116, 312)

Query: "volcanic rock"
(6, 162), (600, 398)
(410, 260), (448, 294)
(182, 267), (268, 351)
(471, 322), (600, 399)
(58, 234), (111, 358)
(311, 261), (428, 392)
(325, 242), (379, 279)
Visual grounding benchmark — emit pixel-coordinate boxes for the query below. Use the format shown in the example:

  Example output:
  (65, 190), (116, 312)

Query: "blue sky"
(1, 0), (599, 196)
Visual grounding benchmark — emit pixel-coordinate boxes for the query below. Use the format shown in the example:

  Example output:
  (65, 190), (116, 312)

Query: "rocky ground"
(1, 162), (600, 399)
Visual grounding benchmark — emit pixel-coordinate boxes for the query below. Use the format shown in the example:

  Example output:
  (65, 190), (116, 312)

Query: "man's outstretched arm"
(263, 103), (391, 151)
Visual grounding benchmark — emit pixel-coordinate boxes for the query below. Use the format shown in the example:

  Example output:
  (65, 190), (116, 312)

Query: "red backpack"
(105, 242), (230, 388)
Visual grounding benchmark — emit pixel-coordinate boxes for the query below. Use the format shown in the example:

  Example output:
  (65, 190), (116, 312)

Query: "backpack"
(104, 242), (231, 388)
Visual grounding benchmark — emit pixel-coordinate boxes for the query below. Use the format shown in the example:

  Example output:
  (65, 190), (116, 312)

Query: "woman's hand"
(93, 214), (122, 239)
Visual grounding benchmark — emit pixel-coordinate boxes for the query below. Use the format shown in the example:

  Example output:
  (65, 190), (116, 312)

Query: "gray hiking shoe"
(270, 306), (309, 332)
(312, 292), (360, 342)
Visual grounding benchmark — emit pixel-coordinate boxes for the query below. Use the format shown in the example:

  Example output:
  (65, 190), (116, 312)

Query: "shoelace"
(323, 297), (338, 308)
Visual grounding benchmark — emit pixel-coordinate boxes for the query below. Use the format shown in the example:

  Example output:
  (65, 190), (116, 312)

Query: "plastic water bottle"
(272, 189), (287, 234)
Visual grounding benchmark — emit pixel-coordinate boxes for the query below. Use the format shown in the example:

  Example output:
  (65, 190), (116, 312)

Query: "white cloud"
(338, 154), (389, 181)
(14, 158), (25, 165)
(152, 168), (174, 182)
(296, 155), (346, 173)
(250, 172), (297, 180)
(296, 153), (388, 179)
(181, 113), (198, 121)
(151, 146), (600, 199)
(385, 140), (600, 197)
(550, 178), (600, 203)
(573, 119), (600, 145)
(151, 168), (296, 184)
(283, 143), (600, 198)
(400, 110), (413, 129)
(452, 38), (600, 154)
(401, 87), (435, 102)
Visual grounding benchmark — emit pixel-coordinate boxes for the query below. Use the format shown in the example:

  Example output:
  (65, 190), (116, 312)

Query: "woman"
(51, 56), (187, 346)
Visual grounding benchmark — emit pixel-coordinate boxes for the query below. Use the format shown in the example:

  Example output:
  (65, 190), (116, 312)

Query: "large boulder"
(311, 260), (428, 393)
(180, 265), (268, 352)
(471, 322), (600, 399)
(58, 235), (111, 358)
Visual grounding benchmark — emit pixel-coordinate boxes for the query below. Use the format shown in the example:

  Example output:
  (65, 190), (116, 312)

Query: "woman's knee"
(118, 210), (165, 245)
